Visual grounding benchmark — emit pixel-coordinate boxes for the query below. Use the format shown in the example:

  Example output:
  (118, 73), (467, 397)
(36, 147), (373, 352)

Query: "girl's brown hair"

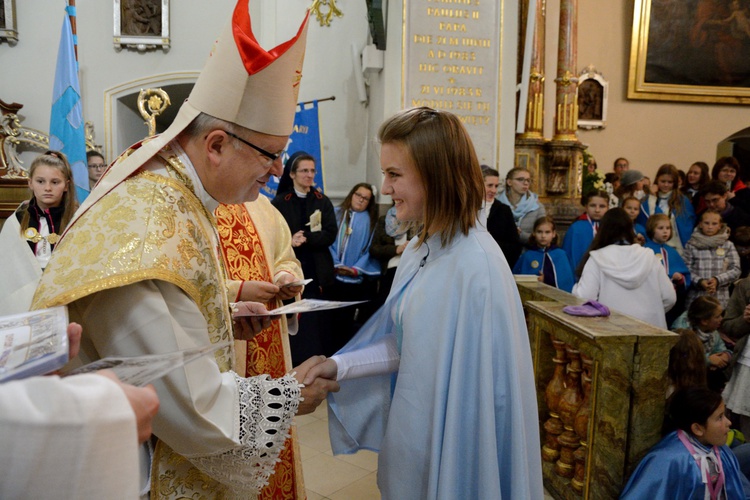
(654, 164), (687, 215)
(668, 329), (708, 393)
(575, 208), (635, 277)
(378, 107), (484, 248)
(339, 183), (378, 229)
(687, 296), (722, 330)
(580, 189), (609, 208)
(645, 213), (671, 241)
(528, 215), (557, 247)
(20, 151), (79, 235)
(504, 167), (531, 191)
(682, 161), (710, 194)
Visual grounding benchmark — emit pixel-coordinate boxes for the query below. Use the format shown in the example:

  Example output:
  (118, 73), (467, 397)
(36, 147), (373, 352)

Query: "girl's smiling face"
(718, 166), (737, 184)
(380, 142), (426, 223)
(483, 175), (500, 202)
(687, 164), (702, 187)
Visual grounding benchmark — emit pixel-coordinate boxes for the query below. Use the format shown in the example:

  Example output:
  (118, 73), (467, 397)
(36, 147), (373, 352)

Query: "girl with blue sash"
(645, 213), (692, 326)
(327, 183), (381, 352)
(562, 189), (610, 274)
(513, 216), (574, 292)
(621, 387), (747, 499)
(303, 107), (543, 499)
(637, 164), (696, 254)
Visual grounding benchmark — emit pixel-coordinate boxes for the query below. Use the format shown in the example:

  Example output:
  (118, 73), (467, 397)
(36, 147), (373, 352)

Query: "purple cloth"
(562, 300), (610, 317)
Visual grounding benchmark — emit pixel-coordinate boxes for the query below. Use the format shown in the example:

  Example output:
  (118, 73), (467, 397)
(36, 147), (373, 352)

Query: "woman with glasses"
(302, 107), (542, 499)
(327, 183), (381, 352)
(0, 150), (79, 314)
(272, 151), (338, 364)
(86, 150), (107, 190)
(481, 166), (522, 267)
(498, 167), (546, 244)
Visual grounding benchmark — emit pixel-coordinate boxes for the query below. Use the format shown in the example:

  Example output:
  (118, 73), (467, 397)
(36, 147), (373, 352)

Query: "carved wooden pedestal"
(517, 280), (678, 499)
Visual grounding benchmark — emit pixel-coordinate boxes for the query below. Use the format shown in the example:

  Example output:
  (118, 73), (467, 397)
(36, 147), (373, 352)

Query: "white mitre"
(77, 0), (310, 217)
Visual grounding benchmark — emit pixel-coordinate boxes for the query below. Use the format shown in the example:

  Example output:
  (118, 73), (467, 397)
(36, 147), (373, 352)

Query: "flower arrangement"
(582, 169), (606, 198)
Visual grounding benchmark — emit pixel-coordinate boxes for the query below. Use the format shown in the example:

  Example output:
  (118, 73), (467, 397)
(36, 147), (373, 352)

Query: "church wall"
(544, 0), (749, 180)
(0, 0), (370, 201)
(4, 1), (733, 204)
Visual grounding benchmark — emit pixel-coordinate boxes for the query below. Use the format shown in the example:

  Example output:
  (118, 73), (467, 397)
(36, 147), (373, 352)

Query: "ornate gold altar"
(517, 280), (678, 499)
(515, 0), (586, 230)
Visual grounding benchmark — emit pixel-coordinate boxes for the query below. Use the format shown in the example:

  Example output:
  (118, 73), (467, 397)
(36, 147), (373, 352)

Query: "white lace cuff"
(186, 372), (301, 493)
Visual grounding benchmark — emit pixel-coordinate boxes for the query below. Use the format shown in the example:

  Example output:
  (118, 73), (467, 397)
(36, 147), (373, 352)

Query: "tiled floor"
(296, 404), (380, 499)
(295, 404), (555, 499)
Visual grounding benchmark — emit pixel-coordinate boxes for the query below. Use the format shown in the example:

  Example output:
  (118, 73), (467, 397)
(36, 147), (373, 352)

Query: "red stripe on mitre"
(232, 0), (310, 75)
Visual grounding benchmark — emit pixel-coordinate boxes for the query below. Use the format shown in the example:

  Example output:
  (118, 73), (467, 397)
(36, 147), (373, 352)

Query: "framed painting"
(628, 0), (750, 104)
(0, 0), (18, 46)
(578, 65), (608, 129)
(113, 0), (170, 52)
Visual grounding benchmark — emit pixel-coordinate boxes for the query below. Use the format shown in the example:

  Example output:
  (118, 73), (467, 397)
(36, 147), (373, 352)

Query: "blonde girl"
(683, 211), (741, 309)
(0, 150), (79, 314)
(622, 196), (646, 242)
(637, 164), (696, 253)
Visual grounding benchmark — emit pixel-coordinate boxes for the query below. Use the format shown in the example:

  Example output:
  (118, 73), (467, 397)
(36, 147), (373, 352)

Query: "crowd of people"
(505, 155), (750, 498)
(4, 1), (750, 497)
(0, 0), (544, 495)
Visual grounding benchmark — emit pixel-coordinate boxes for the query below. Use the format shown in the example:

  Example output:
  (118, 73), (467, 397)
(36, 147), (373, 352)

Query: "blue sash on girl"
(330, 209), (381, 284)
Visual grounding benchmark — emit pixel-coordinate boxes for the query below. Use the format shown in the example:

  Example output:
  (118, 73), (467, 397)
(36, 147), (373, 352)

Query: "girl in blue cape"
(645, 213), (692, 326)
(623, 196), (647, 243)
(562, 189), (610, 274)
(620, 387), (748, 499)
(303, 107), (543, 499)
(513, 216), (574, 292)
(327, 183), (381, 352)
(330, 183), (381, 283)
(637, 163), (696, 254)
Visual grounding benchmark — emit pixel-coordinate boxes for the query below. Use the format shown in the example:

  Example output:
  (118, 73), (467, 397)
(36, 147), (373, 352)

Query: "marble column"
(519, 0), (545, 140)
(552, 0), (578, 142)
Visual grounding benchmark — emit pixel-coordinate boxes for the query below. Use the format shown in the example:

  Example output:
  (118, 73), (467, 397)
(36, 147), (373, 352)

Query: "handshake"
(292, 355), (340, 415)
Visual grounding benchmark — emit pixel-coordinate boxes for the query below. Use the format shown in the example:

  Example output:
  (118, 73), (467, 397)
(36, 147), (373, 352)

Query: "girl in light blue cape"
(303, 107), (543, 499)
(497, 167), (546, 244)
(329, 183), (381, 284)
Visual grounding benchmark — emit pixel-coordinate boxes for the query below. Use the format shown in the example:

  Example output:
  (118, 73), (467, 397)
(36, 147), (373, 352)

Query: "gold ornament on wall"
(311, 0), (343, 27)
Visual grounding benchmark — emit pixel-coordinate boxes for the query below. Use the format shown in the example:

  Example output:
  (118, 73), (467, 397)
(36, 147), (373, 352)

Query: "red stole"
(216, 203), (303, 499)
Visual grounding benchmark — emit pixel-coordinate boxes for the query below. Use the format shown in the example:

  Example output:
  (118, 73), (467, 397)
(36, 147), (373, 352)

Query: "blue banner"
(261, 100), (324, 199)
(49, 5), (88, 202)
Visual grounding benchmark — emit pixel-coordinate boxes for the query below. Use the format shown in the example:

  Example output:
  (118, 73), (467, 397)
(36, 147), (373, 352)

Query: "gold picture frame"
(0, 0), (18, 46)
(113, 0), (169, 52)
(628, 0), (750, 105)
